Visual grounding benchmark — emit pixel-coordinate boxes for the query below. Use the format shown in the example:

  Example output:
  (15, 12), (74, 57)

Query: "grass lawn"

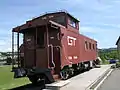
(0, 65), (30, 90)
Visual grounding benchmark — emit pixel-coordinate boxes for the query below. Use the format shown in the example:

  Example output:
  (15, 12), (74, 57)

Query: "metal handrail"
(54, 45), (61, 58)
(48, 44), (55, 68)
(53, 44), (72, 67)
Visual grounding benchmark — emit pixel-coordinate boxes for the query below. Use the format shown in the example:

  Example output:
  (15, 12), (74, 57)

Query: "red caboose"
(12, 11), (97, 84)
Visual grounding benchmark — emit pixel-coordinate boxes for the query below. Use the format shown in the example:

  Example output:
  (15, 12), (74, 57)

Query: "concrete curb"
(86, 67), (112, 90)
(94, 69), (113, 90)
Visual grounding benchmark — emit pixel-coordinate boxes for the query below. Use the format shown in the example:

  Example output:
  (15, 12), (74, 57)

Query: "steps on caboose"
(53, 74), (59, 80)
(46, 80), (70, 89)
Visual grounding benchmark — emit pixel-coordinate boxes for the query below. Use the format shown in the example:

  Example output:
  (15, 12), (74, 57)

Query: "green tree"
(98, 49), (118, 64)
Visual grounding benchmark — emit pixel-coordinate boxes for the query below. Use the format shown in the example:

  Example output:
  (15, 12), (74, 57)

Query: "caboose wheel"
(60, 70), (69, 80)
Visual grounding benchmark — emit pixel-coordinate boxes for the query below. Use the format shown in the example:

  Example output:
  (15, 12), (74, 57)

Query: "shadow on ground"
(9, 81), (45, 90)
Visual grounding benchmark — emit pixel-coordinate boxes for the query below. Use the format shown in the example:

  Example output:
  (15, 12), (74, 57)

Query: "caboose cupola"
(66, 13), (79, 30)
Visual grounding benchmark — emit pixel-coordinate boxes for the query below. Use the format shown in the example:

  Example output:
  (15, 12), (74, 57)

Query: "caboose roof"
(12, 11), (79, 32)
(32, 11), (80, 22)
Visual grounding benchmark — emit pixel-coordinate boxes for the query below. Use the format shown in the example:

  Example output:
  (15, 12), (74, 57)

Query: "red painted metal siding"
(60, 27), (97, 68)
(79, 35), (97, 62)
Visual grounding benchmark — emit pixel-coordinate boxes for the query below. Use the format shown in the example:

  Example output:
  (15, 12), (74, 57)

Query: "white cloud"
(80, 26), (98, 33)
(80, 26), (110, 34)
(56, 0), (83, 3)
(80, 26), (120, 48)
(0, 40), (7, 46)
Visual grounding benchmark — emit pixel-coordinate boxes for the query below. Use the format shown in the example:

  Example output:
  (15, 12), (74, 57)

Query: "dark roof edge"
(31, 11), (80, 22)
(116, 36), (120, 45)
(66, 13), (80, 22)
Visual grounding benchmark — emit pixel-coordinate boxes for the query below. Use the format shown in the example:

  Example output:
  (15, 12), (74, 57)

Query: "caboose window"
(37, 30), (45, 47)
(53, 16), (65, 26)
(85, 41), (88, 50)
(95, 44), (97, 50)
(89, 43), (91, 50)
(68, 18), (77, 28)
(93, 44), (95, 50)
(70, 19), (76, 28)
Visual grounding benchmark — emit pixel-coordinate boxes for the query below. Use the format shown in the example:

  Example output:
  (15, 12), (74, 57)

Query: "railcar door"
(49, 28), (61, 74)
(36, 28), (48, 68)
(24, 29), (36, 68)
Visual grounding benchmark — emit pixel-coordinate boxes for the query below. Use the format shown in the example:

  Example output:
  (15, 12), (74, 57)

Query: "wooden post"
(12, 31), (14, 68)
(34, 27), (37, 66)
(17, 32), (20, 67)
(46, 23), (49, 68)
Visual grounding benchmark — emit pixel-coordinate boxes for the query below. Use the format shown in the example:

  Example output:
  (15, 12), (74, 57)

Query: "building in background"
(116, 36), (120, 60)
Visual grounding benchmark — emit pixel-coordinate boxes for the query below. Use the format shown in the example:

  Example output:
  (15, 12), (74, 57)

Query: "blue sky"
(0, 0), (120, 51)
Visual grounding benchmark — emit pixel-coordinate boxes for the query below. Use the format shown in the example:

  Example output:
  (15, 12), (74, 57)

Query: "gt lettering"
(67, 36), (76, 46)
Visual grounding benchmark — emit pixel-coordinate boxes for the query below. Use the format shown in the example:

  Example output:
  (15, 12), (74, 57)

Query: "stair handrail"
(48, 44), (55, 68)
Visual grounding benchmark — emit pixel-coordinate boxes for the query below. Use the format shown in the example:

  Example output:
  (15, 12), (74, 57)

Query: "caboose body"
(12, 11), (97, 84)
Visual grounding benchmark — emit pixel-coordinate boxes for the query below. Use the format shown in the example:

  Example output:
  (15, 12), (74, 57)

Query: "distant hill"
(98, 48), (117, 53)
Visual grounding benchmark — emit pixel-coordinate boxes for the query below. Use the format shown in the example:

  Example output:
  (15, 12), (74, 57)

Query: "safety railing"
(48, 44), (55, 68)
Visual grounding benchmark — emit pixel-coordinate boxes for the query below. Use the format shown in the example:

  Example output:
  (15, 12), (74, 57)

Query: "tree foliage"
(98, 48), (118, 64)
(0, 52), (12, 65)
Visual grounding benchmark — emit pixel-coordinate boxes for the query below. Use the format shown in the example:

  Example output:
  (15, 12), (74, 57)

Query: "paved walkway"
(60, 65), (111, 90)
(98, 69), (120, 90)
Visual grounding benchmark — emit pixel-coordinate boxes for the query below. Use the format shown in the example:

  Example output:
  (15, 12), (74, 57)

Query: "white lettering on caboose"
(67, 36), (76, 46)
